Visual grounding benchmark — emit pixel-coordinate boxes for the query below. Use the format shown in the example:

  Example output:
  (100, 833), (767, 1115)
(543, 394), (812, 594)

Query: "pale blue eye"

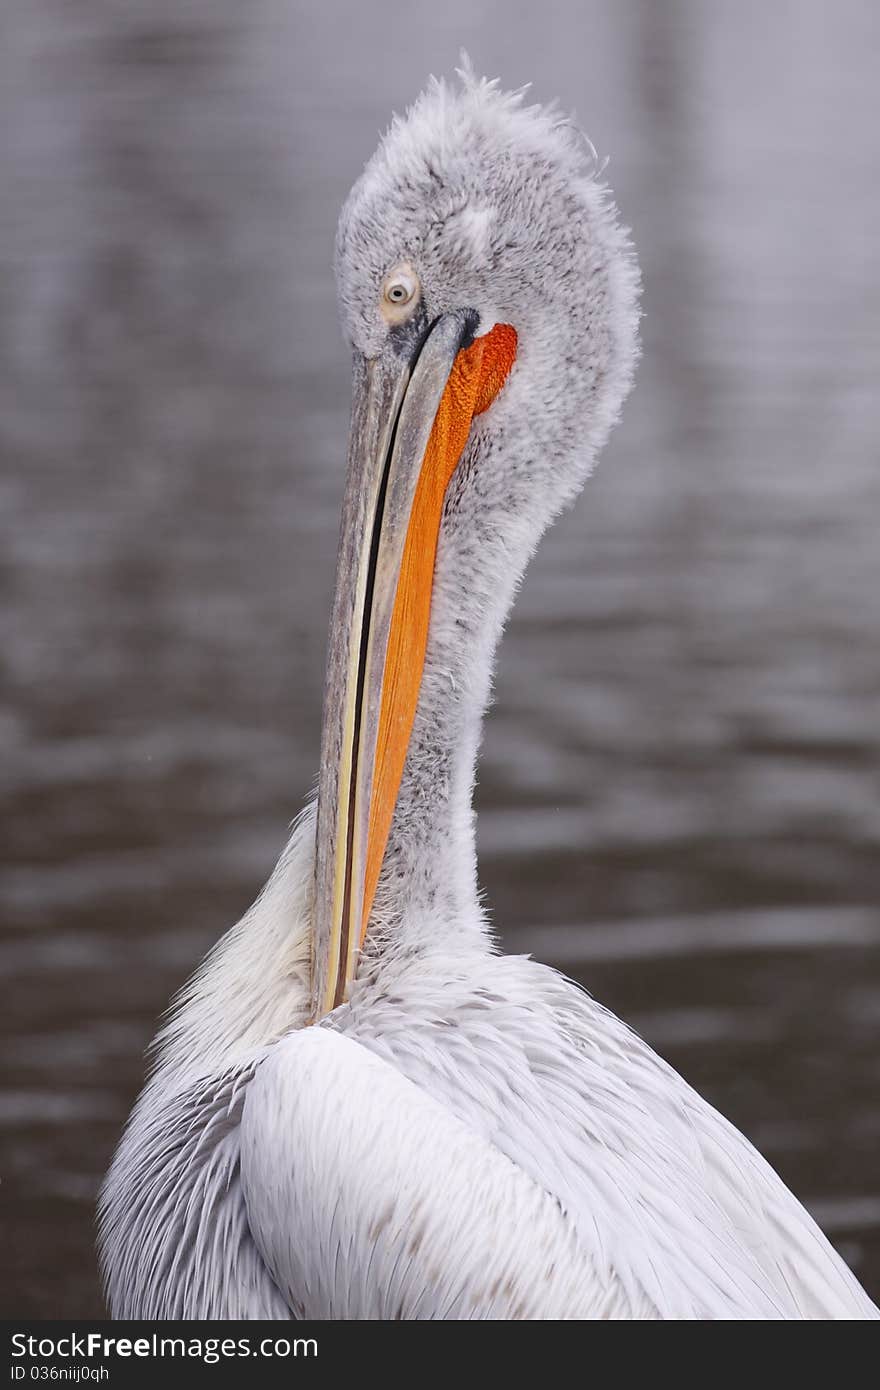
(383, 269), (419, 309)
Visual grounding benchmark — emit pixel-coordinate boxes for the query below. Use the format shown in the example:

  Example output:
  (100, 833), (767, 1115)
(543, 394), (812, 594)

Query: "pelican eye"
(381, 267), (420, 320)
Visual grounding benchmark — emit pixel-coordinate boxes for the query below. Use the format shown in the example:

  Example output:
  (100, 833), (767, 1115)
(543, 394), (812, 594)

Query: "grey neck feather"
(366, 447), (519, 954)
(362, 359), (595, 962)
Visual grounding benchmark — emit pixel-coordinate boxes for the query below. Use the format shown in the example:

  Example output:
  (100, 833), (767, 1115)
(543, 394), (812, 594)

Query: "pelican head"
(313, 66), (640, 1018)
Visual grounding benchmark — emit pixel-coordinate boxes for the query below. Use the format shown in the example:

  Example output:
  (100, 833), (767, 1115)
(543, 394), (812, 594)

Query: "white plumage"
(102, 806), (877, 1318)
(99, 66), (878, 1320)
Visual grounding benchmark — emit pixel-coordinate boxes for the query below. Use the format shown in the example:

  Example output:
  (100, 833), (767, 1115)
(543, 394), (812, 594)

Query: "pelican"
(99, 67), (878, 1320)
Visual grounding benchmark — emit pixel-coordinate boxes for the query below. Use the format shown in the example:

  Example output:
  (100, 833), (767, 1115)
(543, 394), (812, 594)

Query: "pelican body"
(99, 69), (878, 1320)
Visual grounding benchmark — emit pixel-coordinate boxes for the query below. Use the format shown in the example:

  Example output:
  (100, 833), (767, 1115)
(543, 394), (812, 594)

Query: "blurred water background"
(2, 0), (879, 1316)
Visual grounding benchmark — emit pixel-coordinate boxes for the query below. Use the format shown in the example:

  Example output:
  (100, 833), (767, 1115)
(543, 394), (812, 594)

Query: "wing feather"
(99, 1064), (290, 1319)
(337, 952), (878, 1319)
(239, 1027), (650, 1319)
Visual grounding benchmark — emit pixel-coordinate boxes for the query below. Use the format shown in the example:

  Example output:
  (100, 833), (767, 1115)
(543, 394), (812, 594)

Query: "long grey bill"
(311, 310), (477, 1020)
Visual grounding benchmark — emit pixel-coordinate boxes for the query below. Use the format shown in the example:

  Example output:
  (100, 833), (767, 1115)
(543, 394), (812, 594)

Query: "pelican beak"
(311, 311), (517, 1020)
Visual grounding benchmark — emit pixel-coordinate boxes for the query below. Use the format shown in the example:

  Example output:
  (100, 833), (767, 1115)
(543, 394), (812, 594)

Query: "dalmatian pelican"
(99, 66), (878, 1320)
